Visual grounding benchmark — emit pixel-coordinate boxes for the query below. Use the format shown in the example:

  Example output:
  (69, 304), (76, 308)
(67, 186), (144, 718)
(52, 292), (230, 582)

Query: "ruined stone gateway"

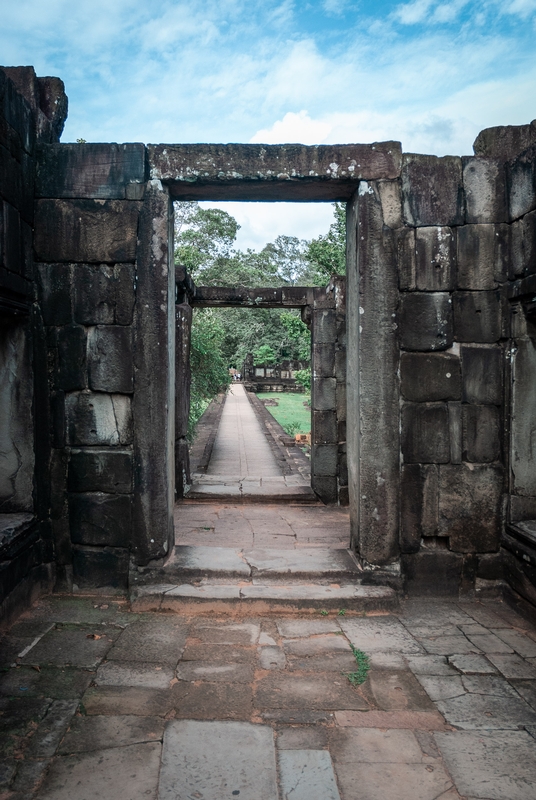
(1, 65), (536, 623)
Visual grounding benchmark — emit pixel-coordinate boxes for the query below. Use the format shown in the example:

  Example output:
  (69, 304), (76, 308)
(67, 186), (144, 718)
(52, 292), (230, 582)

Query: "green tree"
(188, 309), (230, 438)
(301, 202), (346, 285)
(253, 344), (277, 365)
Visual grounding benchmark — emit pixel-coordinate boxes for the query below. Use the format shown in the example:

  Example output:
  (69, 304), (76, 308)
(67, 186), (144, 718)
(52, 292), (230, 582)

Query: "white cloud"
(393, 0), (434, 25)
(504, 0), (536, 17)
(250, 111), (332, 144)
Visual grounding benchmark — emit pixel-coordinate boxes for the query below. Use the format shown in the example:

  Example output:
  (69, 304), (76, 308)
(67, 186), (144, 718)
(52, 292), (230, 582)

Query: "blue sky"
(3, 0), (536, 248)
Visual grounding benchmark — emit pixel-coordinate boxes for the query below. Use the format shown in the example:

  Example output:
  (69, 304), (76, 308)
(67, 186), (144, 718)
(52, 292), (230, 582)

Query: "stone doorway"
(175, 279), (346, 507)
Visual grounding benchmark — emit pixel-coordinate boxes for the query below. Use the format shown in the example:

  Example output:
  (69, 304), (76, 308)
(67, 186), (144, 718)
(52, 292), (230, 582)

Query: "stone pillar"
(175, 302), (192, 497)
(132, 181), (175, 565)
(347, 182), (400, 565)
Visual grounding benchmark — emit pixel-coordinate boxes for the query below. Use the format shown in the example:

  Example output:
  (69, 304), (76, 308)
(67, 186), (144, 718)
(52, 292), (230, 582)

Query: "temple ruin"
(1, 65), (536, 625)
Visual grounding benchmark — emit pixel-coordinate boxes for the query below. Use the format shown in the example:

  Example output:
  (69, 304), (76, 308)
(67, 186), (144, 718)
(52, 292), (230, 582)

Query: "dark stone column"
(347, 182), (400, 564)
(132, 182), (175, 565)
(175, 302), (192, 497)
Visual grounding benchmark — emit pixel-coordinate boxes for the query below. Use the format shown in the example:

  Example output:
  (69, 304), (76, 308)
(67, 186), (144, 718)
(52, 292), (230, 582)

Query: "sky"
(2, 0), (536, 249)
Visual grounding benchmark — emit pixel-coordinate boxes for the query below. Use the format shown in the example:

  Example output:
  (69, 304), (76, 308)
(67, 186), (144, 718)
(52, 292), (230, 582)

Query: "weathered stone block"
(402, 403), (450, 463)
(453, 290), (502, 342)
(338, 444), (348, 485)
(313, 284), (335, 310)
(399, 292), (453, 351)
(281, 286), (314, 306)
(512, 338), (536, 496)
(415, 226), (455, 291)
(336, 381), (346, 422)
(36, 143), (146, 199)
(0, 143), (23, 210)
(400, 464), (439, 553)
(507, 144), (536, 220)
(402, 154), (464, 227)
(65, 392), (132, 446)
(402, 549), (463, 596)
(312, 410), (337, 444)
(400, 352), (461, 401)
(57, 324), (87, 391)
(1, 200), (21, 275)
(509, 210), (536, 278)
(396, 228), (416, 290)
(378, 180), (402, 228)
(462, 405), (501, 463)
(311, 476), (338, 504)
(312, 343), (335, 378)
(462, 157), (508, 224)
(311, 444), (338, 476)
(439, 463), (503, 552)
(37, 264), (73, 325)
(312, 309), (336, 343)
(73, 264), (135, 325)
(510, 495), (536, 523)
(448, 401), (462, 464)
(72, 545), (129, 590)
(68, 449), (133, 493)
(312, 377), (336, 411)
(34, 199), (142, 263)
(461, 345), (503, 405)
(69, 493), (132, 548)
(88, 326), (134, 393)
(334, 348), (346, 382)
(457, 224), (509, 289)
(37, 76), (68, 141)
(473, 121), (536, 159)
(21, 219), (33, 280)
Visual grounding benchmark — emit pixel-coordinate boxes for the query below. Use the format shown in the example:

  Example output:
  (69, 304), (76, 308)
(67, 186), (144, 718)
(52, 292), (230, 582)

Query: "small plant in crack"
(338, 608), (346, 616)
(319, 609), (329, 616)
(345, 644), (370, 686)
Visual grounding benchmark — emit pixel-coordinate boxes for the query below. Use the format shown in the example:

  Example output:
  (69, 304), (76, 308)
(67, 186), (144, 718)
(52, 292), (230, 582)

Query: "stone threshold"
(136, 545), (361, 583)
(185, 474), (317, 503)
(130, 580), (398, 614)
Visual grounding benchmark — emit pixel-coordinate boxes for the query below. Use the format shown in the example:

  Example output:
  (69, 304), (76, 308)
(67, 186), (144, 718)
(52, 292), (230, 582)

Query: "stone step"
(185, 482), (317, 503)
(130, 580), (398, 614)
(139, 545), (362, 583)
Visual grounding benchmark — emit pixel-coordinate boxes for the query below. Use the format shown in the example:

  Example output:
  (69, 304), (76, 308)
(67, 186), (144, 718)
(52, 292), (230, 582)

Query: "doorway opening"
(172, 200), (348, 510)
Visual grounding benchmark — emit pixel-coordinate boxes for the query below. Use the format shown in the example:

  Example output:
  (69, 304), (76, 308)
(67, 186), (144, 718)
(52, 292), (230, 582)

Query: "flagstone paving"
(1, 595), (536, 798)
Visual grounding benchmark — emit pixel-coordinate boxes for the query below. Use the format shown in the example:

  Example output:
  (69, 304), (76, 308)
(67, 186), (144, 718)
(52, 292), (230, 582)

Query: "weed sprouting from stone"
(345, 644), (370, 686)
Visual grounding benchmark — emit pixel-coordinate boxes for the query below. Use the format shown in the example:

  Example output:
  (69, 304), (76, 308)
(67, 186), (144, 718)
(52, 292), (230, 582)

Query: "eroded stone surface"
(37, 742), (162, 800)
(278, 750), (341, 800)
(159, 720), (278, 800)
(436, 730), (536, 800)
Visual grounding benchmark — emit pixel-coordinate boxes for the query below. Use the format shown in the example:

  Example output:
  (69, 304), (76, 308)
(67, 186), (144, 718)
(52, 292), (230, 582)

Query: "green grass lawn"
(256, 392), (311, 434)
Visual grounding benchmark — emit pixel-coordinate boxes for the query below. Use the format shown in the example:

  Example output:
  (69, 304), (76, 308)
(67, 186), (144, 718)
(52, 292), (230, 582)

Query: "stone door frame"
(148, 141), (402, 564)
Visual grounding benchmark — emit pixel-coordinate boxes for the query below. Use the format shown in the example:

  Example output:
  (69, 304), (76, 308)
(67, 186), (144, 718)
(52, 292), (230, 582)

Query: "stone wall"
(347, 120), (536, 598)
(34, 144), (175, 593)
(0, 67), (67, 625)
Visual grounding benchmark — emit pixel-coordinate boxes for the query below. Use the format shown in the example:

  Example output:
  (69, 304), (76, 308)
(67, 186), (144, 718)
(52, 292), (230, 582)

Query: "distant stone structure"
(241, 353), (309, 393)
(1, 64), (536, 621)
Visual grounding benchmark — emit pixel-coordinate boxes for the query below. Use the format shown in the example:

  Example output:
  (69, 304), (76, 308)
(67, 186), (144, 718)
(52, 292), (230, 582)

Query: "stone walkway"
(1, 595), (536, 799)
(174, 503), (350, 549)
(186, 385), (314, 501)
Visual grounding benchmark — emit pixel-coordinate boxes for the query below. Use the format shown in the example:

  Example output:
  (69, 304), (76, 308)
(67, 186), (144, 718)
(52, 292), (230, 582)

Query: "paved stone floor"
(174, 502), (350, 549)
(1, 595), (536, 799)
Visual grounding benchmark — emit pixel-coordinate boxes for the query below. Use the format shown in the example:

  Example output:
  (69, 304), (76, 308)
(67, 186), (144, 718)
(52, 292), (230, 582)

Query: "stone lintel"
(194, 286), (312, 308)
(148, 142), (402, 201)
